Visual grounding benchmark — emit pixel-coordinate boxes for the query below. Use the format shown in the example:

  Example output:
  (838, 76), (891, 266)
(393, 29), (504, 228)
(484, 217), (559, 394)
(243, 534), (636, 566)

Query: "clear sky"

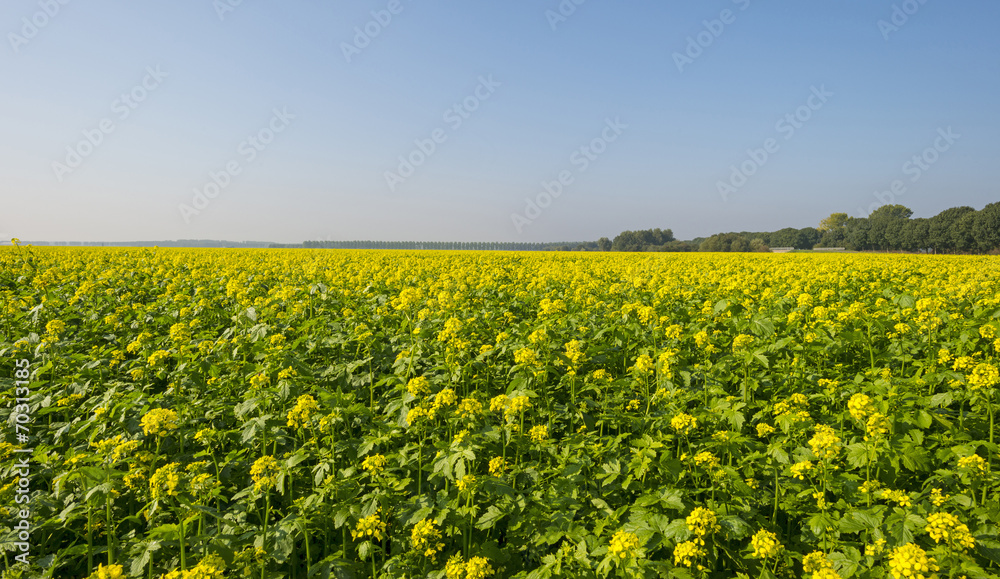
(2, 1), (998, 243)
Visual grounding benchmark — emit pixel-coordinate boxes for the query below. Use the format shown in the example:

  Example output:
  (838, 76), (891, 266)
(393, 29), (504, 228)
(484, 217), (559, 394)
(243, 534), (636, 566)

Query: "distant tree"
(867, 204), (912, 250)
(818, 213), (849, 233)
(953, 211), (978, 252)
(795, 227), (820, 250)
(928, 206), (976, 253)
(973, 202), (1000, 253)
(901, 218), (930, 252)
(597, 237), (612, 251)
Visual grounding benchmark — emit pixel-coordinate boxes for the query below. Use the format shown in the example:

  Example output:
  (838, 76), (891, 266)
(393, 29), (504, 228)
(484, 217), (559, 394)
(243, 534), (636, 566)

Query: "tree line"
(288, 201), (1000, 253)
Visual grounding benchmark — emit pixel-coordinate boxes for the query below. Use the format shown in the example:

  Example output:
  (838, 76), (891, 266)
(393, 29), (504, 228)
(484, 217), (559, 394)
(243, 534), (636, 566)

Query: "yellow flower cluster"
(791, 461), (814, 480)
(732, 333), (755, 352)
(150, 463), (181, 500)
(671, 413), (697, 435)
(967, 363), (999, 390)
(802, 550), (834, 574)
(847, 393), (875, 422)
(89, 563), (126, 579)
(865, 412), (891, 441)
(458, 398), (482, 418)
(488, 457), (507, 476)
(957, 454), (988, 476)
(887, 543), (937, 579)
(141, 408), (179, 437)
(673, 540), (705, 568)
(286, 394), (319, 429)
(445, 555), (494, 579)
(925, 512), (975, 551)
(407, 376), (431, 397)
(608, 530), (642, 560)
(352, 512), (386, 541)
(879, 489), (912, 508)
(361, 454), (387, 475)
(756, 423), (775, 437)
(529, 424), (548, 442)
(750, 529), (782, 559)
(250, 455), (280, 492)
(685, 507), (719, 541)
(809, 425), (841, 460)
(411, 519), (444, 557)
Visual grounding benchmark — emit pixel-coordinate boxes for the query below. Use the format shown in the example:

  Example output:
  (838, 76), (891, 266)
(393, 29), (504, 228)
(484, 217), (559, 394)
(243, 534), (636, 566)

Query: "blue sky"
(1, 0), (998, 243)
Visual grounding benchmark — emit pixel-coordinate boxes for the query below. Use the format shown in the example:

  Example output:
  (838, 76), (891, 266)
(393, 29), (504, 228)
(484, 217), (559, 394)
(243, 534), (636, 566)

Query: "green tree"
(973, 202), (1000, 253)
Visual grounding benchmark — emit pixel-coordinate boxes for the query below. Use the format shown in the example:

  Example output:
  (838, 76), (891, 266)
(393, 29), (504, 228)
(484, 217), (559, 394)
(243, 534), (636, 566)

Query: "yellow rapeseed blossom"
(791, 461), (814, 480)
(957, 454), (988, 476)
(411, 519), (444, 558)
(250, 455), (280, 492)
(925, 512), (975, 551)
(847, 393), (875, 422)
(90, 563), (126, 579)
(685, 507), (719, 540)
(361, 454), (387, 475)
(750, 529), (782, 559)
(887, 543), (937, 579)
(489, 457), (507, 476)
(286, 394), (319, 429)
(608, 530), (642, 560)
(150, 463), (181, 500)
(352, 512), (386, 541)
(529, 424), (548, 442)
(673, 540), (705, 568)
(141, 408), (179, 437)
(802, 551), (834, 573)
(809, 424), (841, 460)
(671, 413), (697, 435)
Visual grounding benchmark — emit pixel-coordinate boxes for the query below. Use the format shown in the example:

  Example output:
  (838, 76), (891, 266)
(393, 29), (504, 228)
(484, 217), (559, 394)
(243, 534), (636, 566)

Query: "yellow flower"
(90, 563), (128, 579)
(879, 489), (912, 507)
(809, 424), (841, 460)
(361, 454), (387, 475)
(250, 455), (280, 492)
(464, 556), (495, 579)
(685, 507), (719, 539)
(488, 456), (507, 476)
(732, 333), (755, 352)
(847, 393), (875, 422)
(608, 530), (642, 560)
(352, 512), (386, 541)
(141, 408), (179, 437)
(407, 376), (431, 397)
(149, 463), (182, 500)
(957, 454), (988, 476)
(803, 550), (834, 573)
(756, 423), (775, 437)
(529, 424), (548, 442)
(671, 413), (697, 435)
(929, 488), (949, 507)
(693, 451), (719, 469)
(925, 512), (975, 551)
(457, 475), (477, 493)
(750, 529), (782, 559)
(411, 519), (444, 558)
(791, 461), (814, 480)
(457, 398), (482, 417)
(673, 540), (705, 568)
(887, 543), (937, 579)
(286, 394), (319, 429)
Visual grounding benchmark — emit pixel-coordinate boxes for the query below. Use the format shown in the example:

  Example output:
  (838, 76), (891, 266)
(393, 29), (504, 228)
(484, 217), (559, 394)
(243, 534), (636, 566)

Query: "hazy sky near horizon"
(2, 1), (998, 244)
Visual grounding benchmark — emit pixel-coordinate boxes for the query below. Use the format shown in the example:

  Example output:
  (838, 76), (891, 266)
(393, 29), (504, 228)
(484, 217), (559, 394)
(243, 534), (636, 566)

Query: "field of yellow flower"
(1, 246), (999, 579)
